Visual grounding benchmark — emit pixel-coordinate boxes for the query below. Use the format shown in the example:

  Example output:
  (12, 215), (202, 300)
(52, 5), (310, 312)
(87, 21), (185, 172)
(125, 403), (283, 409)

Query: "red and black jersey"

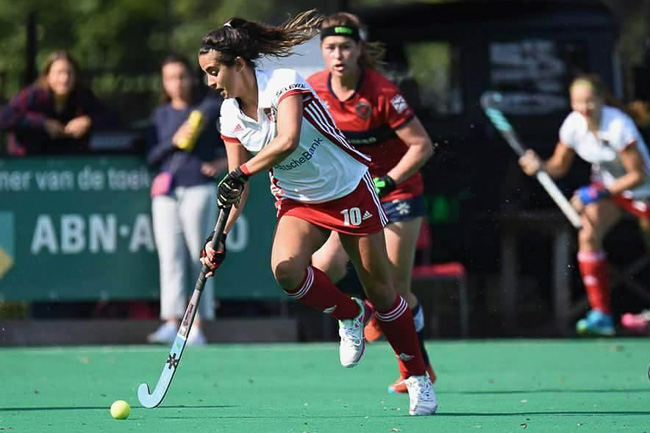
(308, 68), (423, 201)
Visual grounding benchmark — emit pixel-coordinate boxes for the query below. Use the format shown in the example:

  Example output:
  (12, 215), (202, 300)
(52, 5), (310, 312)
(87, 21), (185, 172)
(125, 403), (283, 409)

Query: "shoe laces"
(339, 316), (363, 347)
(408, 376), (433, 400)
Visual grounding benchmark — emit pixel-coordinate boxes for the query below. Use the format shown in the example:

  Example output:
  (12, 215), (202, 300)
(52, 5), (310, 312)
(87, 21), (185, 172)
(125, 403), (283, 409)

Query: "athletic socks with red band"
(577, 250), (611, 314)
(375, 295), (426, 377)
(283, 266), (361, 320)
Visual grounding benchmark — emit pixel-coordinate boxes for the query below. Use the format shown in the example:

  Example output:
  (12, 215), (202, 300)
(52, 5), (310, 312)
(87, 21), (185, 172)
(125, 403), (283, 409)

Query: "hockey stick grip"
(534, 171), (583, 229)
(195, 206), (232, 291)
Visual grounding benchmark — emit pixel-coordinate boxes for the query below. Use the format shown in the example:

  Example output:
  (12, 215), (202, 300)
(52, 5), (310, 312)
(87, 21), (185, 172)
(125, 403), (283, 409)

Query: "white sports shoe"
(405, 375), (438, 416)
(338, 298), (370, 368)
(147, 322), (177, 344)
(187, 326), (207, 346)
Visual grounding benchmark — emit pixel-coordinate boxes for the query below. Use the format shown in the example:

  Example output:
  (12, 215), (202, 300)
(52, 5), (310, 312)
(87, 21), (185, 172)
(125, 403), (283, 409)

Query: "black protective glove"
(201, 233), (227, 273)
(217, 167), (249, 209)
(373, 175), (396, 198)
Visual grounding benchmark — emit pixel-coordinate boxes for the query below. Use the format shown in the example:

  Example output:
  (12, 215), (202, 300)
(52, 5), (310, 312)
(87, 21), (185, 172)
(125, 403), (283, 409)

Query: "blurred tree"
(1, 0), (646, 126)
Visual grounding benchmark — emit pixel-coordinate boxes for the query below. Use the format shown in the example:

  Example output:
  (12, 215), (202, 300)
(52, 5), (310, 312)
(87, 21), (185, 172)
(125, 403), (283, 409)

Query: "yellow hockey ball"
(110, 400), (130, 420)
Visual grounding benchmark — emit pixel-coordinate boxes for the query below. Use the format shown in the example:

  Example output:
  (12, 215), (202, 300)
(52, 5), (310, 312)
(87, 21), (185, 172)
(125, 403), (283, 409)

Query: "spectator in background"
(146, 53), (227, 346)
(0, 50), (107, 156)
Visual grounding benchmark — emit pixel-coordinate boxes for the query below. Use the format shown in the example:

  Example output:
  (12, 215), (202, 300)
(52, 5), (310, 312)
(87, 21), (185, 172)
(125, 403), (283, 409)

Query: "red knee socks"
(577, 250), (611, 314)
(283, 266), (360, 320)
(375, 295), (426, 377)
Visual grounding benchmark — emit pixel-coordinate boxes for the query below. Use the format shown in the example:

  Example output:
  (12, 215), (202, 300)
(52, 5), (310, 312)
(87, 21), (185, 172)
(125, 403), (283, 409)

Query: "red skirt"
(276, 173), (388, 235)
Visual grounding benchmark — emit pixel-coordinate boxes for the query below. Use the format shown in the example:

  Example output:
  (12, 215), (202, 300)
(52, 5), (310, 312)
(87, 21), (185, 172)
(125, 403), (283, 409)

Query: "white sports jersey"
(560, 105), (650, 198)
(219, 68), (370, 203)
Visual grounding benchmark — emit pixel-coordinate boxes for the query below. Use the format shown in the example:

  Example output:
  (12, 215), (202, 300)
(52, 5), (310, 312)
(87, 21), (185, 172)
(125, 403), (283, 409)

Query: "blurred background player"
(309, 12), (435, 393)
(0, 50), (108, 156)
(197, 11), (436, 415)
(146, 53), (227, 346)
(519, 74), (650, 337)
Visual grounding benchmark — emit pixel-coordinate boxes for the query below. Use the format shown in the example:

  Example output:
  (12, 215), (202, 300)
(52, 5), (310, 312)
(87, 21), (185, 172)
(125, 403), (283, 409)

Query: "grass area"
(1, 339), (649, 432)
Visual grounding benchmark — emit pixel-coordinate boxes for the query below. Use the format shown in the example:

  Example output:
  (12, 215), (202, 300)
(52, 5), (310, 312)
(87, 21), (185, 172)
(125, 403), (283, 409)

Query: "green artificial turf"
(1, 339), (649, 432)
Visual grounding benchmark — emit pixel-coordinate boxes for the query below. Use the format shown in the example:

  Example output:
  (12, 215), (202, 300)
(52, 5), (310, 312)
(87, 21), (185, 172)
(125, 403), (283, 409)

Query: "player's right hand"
(518, 149), (542, 176)
(200, 233), (227, 278)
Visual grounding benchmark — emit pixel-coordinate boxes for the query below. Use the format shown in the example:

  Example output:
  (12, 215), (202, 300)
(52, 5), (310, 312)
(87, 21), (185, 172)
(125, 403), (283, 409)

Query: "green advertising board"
(0, 157), (280, 301)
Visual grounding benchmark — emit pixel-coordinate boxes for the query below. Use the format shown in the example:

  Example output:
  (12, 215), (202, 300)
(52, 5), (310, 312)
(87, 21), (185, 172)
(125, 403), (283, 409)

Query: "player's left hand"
(217, 167), (249, 209)
(573, 185), (611, 208)
(373, 176), (396, 198)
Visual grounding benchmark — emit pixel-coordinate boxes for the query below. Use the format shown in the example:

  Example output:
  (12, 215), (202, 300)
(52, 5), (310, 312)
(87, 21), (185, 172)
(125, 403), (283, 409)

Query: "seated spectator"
(0, 50), (107, 156)
(146, 53), (226, 346)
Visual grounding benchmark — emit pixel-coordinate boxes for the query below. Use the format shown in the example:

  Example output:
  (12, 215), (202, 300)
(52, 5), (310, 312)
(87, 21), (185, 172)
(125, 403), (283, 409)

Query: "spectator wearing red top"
(0, 50), (107, 156)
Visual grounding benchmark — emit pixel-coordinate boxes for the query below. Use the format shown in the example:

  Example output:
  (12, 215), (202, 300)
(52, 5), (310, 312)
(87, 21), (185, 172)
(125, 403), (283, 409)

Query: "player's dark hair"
(199, 10), (323, 67)
(36, 50), (84, 94)
(570, 73), (626, 112)
(320, 12), (384, 70)
(158, 53), (197, 105)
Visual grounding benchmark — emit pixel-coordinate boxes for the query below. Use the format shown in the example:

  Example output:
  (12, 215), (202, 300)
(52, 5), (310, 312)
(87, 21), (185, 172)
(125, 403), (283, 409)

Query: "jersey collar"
(327, 66), (365, 103)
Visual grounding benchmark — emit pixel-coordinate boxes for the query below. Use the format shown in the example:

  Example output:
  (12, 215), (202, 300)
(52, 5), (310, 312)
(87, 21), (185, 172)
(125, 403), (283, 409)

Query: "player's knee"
(365, 283), (397, 311)
(578, 227), (597, 246)
(272, 259), (306, 290)
(312, 254), (347, 283)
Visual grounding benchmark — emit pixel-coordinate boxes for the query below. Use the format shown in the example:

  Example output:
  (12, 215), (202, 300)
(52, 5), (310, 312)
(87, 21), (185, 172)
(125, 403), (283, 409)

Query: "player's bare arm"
(520, 142), (575, 178)
(223, 140), (251, 232)
(608, 143), (647, 195)
(388, 117), (434, 184)
(240, 94), (303, 175)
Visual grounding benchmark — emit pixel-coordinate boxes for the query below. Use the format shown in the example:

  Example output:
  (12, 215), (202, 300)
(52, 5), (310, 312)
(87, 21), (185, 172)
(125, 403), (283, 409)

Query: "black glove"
(217, 167), (249, 209)
(201, 233), (227, 273)
(373, 176), (396, 198)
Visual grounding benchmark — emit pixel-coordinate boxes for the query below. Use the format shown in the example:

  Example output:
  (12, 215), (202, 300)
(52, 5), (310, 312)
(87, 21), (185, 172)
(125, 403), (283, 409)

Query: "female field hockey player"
(308, 12), (436, 394)
(519, 74), (650, 336)
(197, 11), (436, 415)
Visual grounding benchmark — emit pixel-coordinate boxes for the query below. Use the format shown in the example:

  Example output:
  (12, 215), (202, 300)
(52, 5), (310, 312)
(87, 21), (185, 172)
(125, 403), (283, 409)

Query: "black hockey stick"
(480, 91), (583, 229)
(138, 206), (231, 408)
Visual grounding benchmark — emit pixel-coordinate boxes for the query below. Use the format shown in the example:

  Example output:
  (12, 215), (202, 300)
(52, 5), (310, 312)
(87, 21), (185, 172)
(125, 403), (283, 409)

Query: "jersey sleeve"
(271, 69), (312, 107)
(559, 113), (577, 148)
(376, 78), (415, 130)
(609, 115), (640, 151)
(218, 100), (241, 144)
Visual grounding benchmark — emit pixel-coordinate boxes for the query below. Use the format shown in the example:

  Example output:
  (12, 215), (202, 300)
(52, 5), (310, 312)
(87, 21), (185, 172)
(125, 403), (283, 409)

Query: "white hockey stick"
(138, 206), (231, 408)
(480, 92), (582, 229)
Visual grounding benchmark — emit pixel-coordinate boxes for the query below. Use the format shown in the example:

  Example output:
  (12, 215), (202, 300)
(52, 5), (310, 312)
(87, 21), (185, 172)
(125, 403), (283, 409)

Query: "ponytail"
(199, 10), (323, 66)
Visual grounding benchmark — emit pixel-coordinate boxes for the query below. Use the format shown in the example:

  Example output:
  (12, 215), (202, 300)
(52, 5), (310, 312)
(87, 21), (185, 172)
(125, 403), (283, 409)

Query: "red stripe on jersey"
(303, 99), (371, 165)
(304, 97), (350, 145)
(221, 135), (240, 144)
(269, 169), (283, 201)
(278, 89), (312, 105)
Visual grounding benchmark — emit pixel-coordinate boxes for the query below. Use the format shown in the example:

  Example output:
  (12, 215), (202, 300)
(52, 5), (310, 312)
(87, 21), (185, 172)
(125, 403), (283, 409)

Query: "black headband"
(320, 26), (360, 42)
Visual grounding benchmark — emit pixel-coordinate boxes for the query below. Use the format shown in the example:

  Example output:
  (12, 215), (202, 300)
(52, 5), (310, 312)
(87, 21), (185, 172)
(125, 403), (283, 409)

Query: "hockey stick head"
(480, 91), (503, 110)
(480, 92), (513, 133)
(137, 382), (159, 408)
(138, 379), (172, 409)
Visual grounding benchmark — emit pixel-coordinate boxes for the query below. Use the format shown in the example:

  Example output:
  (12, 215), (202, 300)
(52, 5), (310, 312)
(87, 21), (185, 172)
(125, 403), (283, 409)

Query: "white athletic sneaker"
(338, 298), (370, 368)
(147, 322), (177, 344)
(405, 375), (438, 416)
(187, 326), (207, 346)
